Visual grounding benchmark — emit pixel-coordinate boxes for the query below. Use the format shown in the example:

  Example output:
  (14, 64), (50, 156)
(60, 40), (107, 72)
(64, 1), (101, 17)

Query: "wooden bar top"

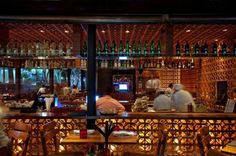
(1, 111), (236, 119)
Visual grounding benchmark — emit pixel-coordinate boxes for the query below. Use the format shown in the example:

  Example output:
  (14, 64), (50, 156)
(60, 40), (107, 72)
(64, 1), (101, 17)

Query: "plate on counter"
(112, 130), (137, 138)
(73, 129), (95, 135)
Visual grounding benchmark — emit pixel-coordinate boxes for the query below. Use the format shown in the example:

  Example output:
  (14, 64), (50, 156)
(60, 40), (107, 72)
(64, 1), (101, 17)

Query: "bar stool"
(8, 122), (31, 156)
(41, 121), (84, 156)
(197, 126), (227, 156)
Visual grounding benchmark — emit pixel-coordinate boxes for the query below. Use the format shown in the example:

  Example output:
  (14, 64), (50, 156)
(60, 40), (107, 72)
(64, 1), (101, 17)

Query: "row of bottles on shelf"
(140, 59), (195, 69)
(81, 40), (161, 57)
(0, 40), (73, 57)
(176, 42), (236, 56)
(0, 59), (76, 68)
(81, 40), (236, 57)
(80, 58), (195, 69)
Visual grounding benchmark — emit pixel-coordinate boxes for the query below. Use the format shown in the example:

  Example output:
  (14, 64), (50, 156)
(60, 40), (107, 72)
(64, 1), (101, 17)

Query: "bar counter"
(2, 111), (236, 119)
(2, 111), (236, 155)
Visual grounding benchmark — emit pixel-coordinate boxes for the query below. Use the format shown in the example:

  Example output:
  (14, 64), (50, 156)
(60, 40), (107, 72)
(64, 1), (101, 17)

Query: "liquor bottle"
(194, 42), (199, 56)
(119, 40), (123, 56)
(222, 42), (227, 56)
(185, 42), (190, 56)
(104, 59), (108, 68)
(132, 41), (136, 57)
(203, 42), (208, 56)
(212, 43), (218, 56)
(150, 40), (155, 56)
(0, 42), (4, 56)
(176, 41), (181, 56)
(111, 40), (116, 56)
(137, 41), (142, 56)
(82, 41), (87, 57)
(233, 44), (236, 56)
(12, 40), (19, 56)
(58, 40), (64, 56)
(97, 40), (102, 57)
(66, 40), (72, 57)
(104, 40), (109, 56)
(143, 41), (148, 56)
(125, 41), (129, 56)
(157, 40), (161, 56)
(27, 40), (33, 56)
(190, 58), (195, 69)
(114, 59), (118, 68)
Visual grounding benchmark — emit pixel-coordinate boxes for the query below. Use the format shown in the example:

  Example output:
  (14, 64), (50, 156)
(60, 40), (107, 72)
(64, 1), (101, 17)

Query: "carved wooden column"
(72, 24), (83, 56)
(159, 24), (173, 55)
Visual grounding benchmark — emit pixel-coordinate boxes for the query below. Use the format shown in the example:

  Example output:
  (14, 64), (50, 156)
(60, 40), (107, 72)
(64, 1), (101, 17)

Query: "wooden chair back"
(197, 126), (213, 156)
(156, 124), (168, 156)
(8, 122), (31, 156)
(41, 121), (60, 156)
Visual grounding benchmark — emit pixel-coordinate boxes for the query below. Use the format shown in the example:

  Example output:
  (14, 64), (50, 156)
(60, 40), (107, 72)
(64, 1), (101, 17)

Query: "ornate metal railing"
(2, 112), (236, 155)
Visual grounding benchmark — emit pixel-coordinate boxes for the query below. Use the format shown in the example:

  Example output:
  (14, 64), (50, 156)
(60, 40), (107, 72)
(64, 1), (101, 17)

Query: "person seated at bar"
(165, 83), (174, 97)
(37, 84), (46, 95)
(71, 85), (79, 95)
(96, 87), (125, 114)
(225, 88), (236, 113)
(0, 94), (11, 156)
(172, 84), (196, 112)
(153, 89), (172, 111)
(31, 94), (46, 111)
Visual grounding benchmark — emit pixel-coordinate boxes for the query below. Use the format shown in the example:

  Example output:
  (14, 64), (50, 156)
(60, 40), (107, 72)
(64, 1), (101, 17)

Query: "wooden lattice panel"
(2, 114), (236, 155)
(159, 69), (181, 88)
(199, 57), (236, 105)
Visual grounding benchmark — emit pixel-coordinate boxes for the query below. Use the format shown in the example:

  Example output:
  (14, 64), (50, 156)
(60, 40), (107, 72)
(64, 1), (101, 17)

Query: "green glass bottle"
(137, 41), (142, 56)
(132, 41), (136, 57)
(203, 42), (208, 56)
(222, 42), (227, 56)
(97, 40), (101, 57)
(125, 41), (129, 56)
(157, 40), (161, 56)
(212, 43), (218, 56)
(104, 40), (108, 56)
(176, 41), (181, 56)
(119, 40), (123, 56)
(144, 41), (148, 56)
(111, 40), (116, 56)
(150, 40), (155, 56)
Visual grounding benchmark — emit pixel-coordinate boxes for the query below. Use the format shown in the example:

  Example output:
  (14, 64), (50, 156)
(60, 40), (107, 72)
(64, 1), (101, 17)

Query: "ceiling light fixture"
(223, 29), (228, 32)
(215, 39), (218, 42)
(186, 29), (191, 33)
(64, 30), (69, 33)
(40, 30), (45, 33)
(101, 30), (105, 33)
(125, 30), (130, 34)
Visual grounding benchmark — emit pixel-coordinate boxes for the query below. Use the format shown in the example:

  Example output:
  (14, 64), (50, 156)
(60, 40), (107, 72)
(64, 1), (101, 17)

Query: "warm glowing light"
(215, 39), (218, 42)
(186, 29), (191, 33)
(40, 30), (45, 33)
(64, 30), (69, 33)
(223, 29), (228, 32)
(101, 30), (105, 33)
(125, 30), (130, 33)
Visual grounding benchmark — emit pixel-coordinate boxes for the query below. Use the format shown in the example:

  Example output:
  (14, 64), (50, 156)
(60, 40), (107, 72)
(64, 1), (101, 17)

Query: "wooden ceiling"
(1, 23), (236, 50)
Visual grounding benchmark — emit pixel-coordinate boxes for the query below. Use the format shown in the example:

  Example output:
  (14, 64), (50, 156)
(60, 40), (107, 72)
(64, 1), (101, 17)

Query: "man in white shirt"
(145, 75), (161, 90)
(172, 84), (196, 112)
(153, 90), (172, 111)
